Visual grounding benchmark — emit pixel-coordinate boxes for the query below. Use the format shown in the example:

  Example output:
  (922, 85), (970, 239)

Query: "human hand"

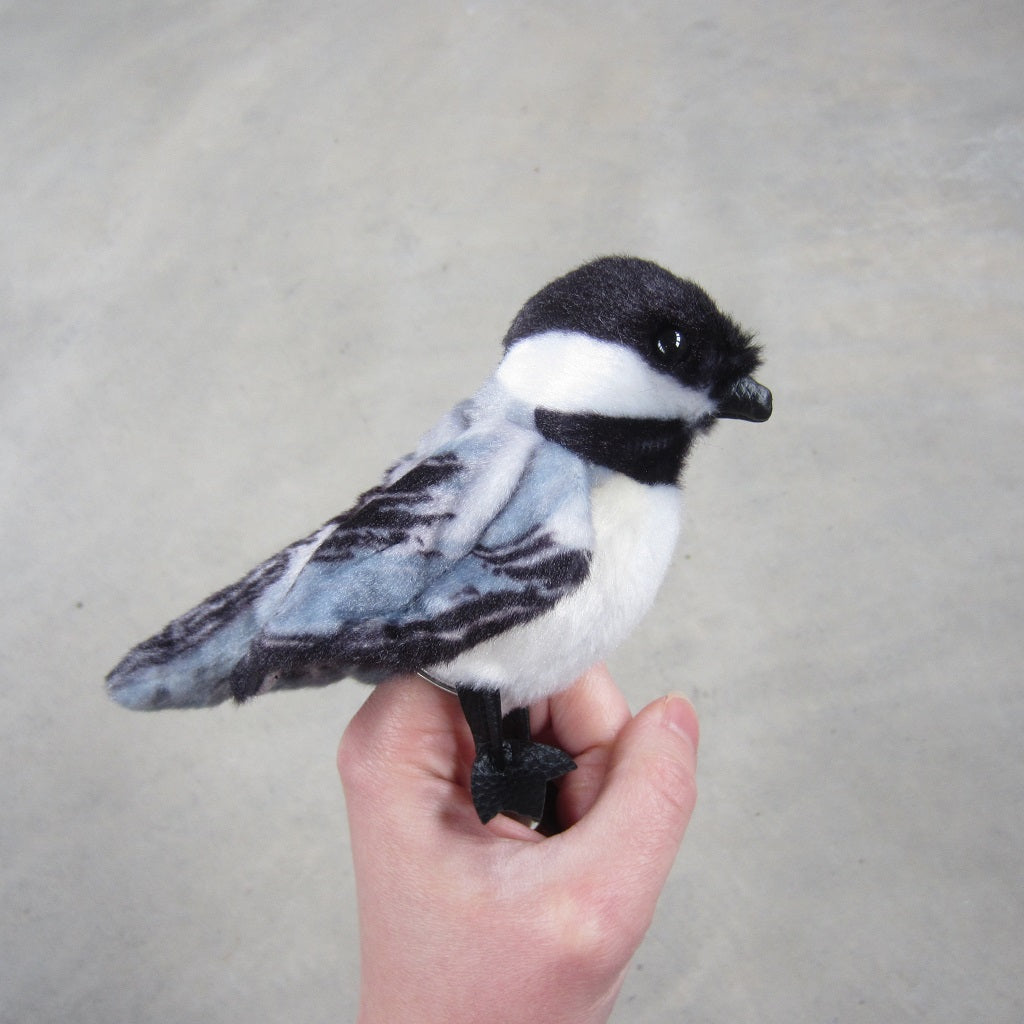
(337, 664), (699, 1024)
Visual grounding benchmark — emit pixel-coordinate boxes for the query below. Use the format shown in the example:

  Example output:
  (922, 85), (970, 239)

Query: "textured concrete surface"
(3, 2), (1022, 1021)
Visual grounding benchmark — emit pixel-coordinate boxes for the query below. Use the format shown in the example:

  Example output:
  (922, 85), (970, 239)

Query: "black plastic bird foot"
(469, 740), (577, 824)
(457, 686), (576, 824)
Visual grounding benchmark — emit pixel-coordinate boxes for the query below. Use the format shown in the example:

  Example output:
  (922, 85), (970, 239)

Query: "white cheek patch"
(495, 330), (715, 421)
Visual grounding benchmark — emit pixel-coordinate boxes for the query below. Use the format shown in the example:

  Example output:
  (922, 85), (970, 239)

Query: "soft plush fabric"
(106, 256), (769, 722)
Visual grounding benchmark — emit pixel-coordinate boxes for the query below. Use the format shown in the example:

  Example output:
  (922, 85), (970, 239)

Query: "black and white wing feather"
(106, 408), (593, 711)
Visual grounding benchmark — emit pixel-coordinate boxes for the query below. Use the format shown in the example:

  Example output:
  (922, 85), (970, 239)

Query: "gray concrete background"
(3, 2), (1022, 1021)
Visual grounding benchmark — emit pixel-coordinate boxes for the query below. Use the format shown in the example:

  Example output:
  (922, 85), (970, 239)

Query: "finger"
(533, 665), (634, 827)
(556, 694), (699, 931)
(541, 663), (632, 756)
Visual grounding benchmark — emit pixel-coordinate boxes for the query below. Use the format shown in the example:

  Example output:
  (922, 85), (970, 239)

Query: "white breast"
(430, 472), (682, 706)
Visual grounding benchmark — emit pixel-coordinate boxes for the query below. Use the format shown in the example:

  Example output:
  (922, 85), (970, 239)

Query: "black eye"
(653, 327), (685, 365)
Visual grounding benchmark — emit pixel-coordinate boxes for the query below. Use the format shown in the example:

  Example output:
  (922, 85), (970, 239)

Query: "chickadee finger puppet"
(107, 256), (771, 824)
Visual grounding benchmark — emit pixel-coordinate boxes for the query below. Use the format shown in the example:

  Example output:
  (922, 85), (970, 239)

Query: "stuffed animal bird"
(107, 256), (771, 823)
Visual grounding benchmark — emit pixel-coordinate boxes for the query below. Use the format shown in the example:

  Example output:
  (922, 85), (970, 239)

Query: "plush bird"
(107, 256), (771, 823)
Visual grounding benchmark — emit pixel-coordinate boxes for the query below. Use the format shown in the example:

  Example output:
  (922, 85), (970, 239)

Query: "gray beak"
(716, 377), (772, 422)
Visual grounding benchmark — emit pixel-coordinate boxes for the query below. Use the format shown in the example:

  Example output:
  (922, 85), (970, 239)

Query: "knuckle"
(540, 883), (648, 975)
(336, 722), (377, 793)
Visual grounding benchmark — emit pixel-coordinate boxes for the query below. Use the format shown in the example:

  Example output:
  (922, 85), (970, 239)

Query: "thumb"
(566, 694), (699, 892)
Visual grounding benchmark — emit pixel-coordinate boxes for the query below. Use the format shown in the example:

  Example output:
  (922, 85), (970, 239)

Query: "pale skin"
(337, 663), (700, 1024)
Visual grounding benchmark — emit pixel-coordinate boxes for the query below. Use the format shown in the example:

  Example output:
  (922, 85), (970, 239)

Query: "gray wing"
(106, 415), (592, 711)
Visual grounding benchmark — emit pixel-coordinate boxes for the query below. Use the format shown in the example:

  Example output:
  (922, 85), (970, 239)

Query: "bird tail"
(106, 539), (310, 711)
(106, 594), (261, 711)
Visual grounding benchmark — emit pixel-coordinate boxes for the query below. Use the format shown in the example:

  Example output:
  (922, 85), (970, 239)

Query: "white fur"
(495, 330), (715, 422)
(428, 471), (682, 704)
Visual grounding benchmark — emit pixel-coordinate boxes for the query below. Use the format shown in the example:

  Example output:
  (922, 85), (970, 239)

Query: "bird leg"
(457, 686), (576, 824)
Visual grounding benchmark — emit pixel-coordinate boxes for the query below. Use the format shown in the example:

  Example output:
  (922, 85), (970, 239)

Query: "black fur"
(534, 408), (700, 485)
(313, 453), (461, 561)
(503, 256), (761, 400)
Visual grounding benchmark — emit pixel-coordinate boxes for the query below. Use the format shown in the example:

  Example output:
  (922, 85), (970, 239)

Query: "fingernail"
(661, 693), (699, 753)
